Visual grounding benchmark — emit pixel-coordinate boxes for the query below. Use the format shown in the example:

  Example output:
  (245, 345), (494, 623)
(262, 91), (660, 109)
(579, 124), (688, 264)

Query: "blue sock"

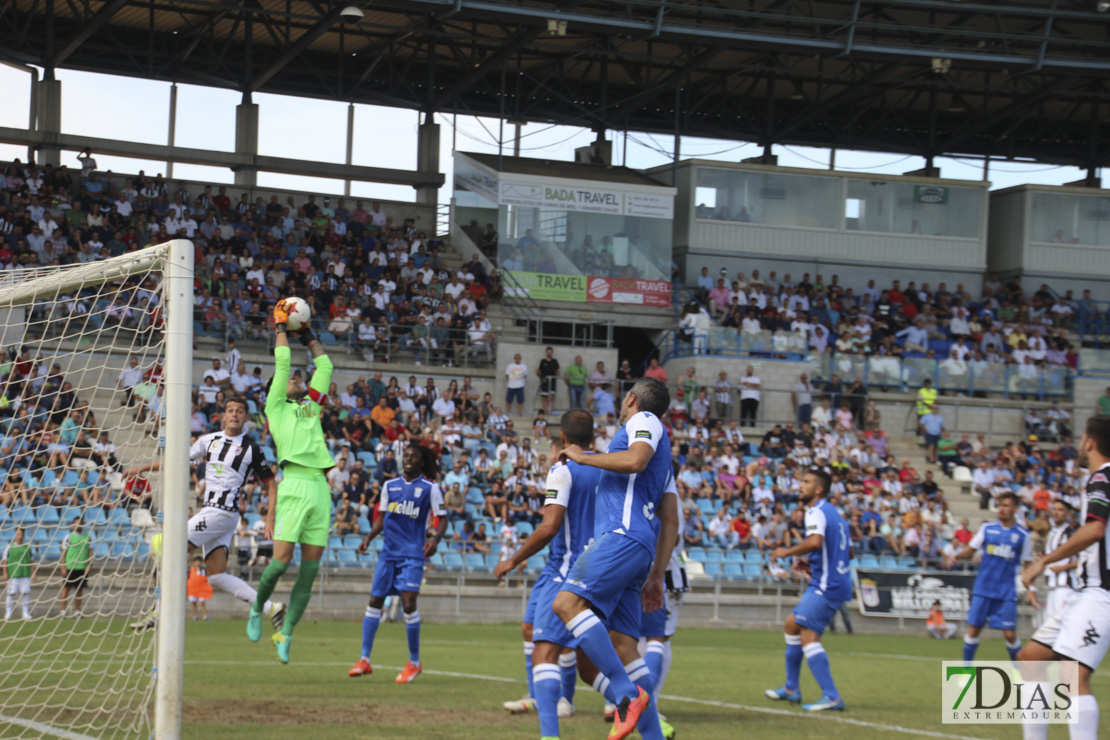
(785, 634), (803, 692)
(644, 641), (665, 690)
(559, 652), (577, 704)
(592, 672), (616, 704)
(627, 658), (663, 740)
(533, 664), (562, 738)
(567, 611), (637, 702)
(1006, 639), (1021, 662)
(803, 643), (839, 701)
(361, 606), (381, 660)
(524, 641), (535, 699)
(404, 610), (421, 665)
(963, 635), (980, 663)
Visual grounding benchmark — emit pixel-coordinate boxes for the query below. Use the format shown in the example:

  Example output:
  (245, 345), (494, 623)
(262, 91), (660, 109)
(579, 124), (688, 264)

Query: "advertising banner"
(504, 271), (586, 302)
(853, 569), (976, 619)
(585, 277), (671, 307)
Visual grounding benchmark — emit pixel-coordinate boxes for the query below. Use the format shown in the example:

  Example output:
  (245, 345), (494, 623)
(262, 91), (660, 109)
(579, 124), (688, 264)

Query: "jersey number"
(643, 501), (655, 520)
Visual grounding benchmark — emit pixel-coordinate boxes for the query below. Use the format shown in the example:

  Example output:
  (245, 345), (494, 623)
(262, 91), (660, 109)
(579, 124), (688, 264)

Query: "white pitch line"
(0, 713), (101, 740)
(180, 660), (986, 739)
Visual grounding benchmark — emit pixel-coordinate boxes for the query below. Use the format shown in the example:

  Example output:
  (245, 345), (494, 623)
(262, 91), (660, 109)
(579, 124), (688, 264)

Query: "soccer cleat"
(557, 697), (575, 718)
(603, 702), (616, 722)
(803, 695), (845, 712)
(270, 602), (286, 632)
(395, 660), (422, 684)
(130, 614), (156, 632)
(608, 687), (649, 740)
(246, 608), (263, 642)
(348, 658), (373, 677)
(502, 696), (537, 713)
(765, 686), (802, 703)
(659, 717), (676, 740)
(273, 632), (290, 664)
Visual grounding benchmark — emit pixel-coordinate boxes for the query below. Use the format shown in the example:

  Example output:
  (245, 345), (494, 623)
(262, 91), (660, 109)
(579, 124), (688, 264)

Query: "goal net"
(0, 241), (192, 740)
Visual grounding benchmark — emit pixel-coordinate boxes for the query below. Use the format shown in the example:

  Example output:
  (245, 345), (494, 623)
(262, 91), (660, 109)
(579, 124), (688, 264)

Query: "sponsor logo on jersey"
(986, 543), (1017, 559)
(634, 430), (652, 439)
(545, 489), (558, 498)
(1091, 473), (1108, 485)
(414, 488), (423, 499)
(386, 499), (422, 519)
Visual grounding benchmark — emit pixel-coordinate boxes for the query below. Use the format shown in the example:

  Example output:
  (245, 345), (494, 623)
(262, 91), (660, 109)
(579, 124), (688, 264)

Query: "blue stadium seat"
(703, 562), (722, 577)
(526, 556), (545, 572)
(329, 536), (344, 549)
(516, 522), (533, 536)
(60, 506), (83, 523)
(93, 543), (111, 559)
(246, 513), (263, 527)
(357, 516), (371, 535)
(724, 550), (745, 563)
(443, 552), (464, 571)
(723, 563), (743, 579)
(39, 507), (60, 525)
(110, 543), (134, 558)
(32, 528), (50, 543)
(62, 471), (80, 487)
(136, 543), (150, 559)
(703, 548), (723, 562)
(357, 451), (376, 468)
(696, 499), (715, 515)
(744, 550), (765, 564)
(10, 507), (35, 525)
(464, 553), (486, 570)
(84, 507), (107, 526)
(467, 487), (484, 504)
(742, 563), (764, 580)
(859, 554), (881, 569)
(42, 545), (62, 562)
(441, 454), (453, 469)
(0, 507), (7, 525)
(687, 547), (707, 562)
(107, 508), (131, 527)
(897, 556), (917, 570)
(262, 447), (277, 464)
(86, 471), (99, 486)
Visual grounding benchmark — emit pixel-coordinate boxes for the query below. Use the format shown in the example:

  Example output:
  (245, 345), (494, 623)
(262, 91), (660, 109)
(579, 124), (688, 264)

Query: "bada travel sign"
(497, 181), (674, 219)
(504, 272), (586, 302)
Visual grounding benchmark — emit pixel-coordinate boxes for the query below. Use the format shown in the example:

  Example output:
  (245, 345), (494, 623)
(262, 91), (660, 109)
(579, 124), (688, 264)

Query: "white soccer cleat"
(269, 602), (286, 631)
(130, 615), (157, 632)
(502, 696), (537, 713)
(22, 613), (32, 621)
(557, 697), (575, 717)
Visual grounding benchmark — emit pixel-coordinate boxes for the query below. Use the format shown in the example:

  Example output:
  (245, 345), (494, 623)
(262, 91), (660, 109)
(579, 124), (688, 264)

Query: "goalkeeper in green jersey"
(247, 299), (335, 664)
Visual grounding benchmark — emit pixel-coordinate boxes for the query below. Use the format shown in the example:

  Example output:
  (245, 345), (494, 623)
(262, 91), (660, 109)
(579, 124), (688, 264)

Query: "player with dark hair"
(946, 490), (1036, 663)
(350, 444), (447, 683)
(765, 466), (852, 711)
(497, 409), (602, 732)
(1020, 415), (1110, 740)
(552, 378), (677, 740)
(248, 301), (335, 663)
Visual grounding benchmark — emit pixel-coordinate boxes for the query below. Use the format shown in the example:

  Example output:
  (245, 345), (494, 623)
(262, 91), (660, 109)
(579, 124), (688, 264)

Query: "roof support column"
(167, 83), (178, 180)
(35, 77), (62, 168)
(416, 113), (441, 206)
(234, 93), (259, 188)
(344, 103), (355, 197)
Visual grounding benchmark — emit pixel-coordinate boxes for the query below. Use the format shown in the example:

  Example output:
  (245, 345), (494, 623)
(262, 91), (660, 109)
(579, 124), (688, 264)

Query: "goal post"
(0, 239), (192, 740)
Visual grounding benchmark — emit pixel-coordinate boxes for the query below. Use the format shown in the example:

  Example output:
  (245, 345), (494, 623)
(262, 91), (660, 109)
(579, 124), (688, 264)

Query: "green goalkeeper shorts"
(273, 464), (331, 548)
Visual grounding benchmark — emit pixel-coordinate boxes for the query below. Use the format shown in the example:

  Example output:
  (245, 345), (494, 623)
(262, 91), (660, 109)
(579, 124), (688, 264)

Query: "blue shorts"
(370, 557), (424, 598)
(506, 387), (524, 405)
(524, 570), (552, 625)
(792, 588), (844, 636)
(967, 594), (1017, 630)
(560, 532), (652, 639)
(640, 604), (667, 638)
(532, 576), (578, 648)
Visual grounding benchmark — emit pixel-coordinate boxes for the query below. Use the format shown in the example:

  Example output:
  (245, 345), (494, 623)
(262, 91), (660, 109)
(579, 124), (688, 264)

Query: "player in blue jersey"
(765, 466), (852, 712)
(946, 491), (1036, 662)
(553, 378), (677, 740)
(350, 445), (447, 684)
(495, 410), (602, 739)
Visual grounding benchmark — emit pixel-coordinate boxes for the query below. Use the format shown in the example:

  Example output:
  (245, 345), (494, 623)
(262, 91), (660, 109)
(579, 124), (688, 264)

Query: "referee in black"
(537, 347), (560, 416)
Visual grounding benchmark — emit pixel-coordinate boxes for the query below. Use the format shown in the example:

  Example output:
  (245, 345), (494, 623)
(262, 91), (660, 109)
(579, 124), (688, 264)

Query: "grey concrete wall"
(1076, 376), (1110, 420)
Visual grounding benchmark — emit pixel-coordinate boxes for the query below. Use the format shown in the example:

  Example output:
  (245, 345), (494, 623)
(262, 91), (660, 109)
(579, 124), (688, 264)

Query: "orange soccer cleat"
(608, 687), (650, 740)
(395, 660), (422, 684)
(348, 658), (373, 677)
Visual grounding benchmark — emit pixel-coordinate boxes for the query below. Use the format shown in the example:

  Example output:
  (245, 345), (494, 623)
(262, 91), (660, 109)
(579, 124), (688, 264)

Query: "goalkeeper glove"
(272, 300), (291, 334)
(297, 326), (317, 347)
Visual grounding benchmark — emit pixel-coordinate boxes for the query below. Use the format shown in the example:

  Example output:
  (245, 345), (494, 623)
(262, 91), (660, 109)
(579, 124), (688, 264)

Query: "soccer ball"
(282, 297), (311, 332)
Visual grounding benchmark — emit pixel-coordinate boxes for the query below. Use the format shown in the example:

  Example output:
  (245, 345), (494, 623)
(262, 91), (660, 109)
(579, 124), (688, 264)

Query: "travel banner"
(504, 271), (586, 302)
(853, 569), (976, 619)
(586, 277), (671, 307)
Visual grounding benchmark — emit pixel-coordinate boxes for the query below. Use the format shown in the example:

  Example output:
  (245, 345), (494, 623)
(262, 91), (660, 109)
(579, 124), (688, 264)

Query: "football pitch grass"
(2, 618), (1106, 739)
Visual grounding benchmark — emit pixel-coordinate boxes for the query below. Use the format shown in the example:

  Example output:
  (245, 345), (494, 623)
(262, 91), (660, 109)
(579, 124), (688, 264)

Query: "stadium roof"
(4, 0), (1110, 169)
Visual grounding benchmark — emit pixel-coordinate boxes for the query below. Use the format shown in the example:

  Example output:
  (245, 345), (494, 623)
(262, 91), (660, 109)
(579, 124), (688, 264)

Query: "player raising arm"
(350, 445), (446, 684)
(248, 299), (335, 664)
(552, 378), (674, 740)
(1018, 415), (1110, 740)
(765, 466), (851, 712)
(946, 491), (1036, 663)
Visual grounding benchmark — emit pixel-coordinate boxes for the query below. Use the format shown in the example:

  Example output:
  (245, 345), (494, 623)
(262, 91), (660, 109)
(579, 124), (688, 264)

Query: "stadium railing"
(646, 328), (1075, 401)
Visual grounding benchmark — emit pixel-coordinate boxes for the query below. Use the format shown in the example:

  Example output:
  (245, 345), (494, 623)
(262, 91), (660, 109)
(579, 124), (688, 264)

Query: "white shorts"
(187, 507), (240, 558)
(664, 591), (683, 637)
(6, 577), (30, 595)
(1033, 588), (1110, 671)
(1044, 588), (1080, 622)
(187, 595), (209, 603)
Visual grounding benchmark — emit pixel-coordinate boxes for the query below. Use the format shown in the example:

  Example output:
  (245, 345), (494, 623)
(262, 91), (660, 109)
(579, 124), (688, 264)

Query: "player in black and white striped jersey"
(128, 397), (285, 631)
(1042, 499), (1080, 621)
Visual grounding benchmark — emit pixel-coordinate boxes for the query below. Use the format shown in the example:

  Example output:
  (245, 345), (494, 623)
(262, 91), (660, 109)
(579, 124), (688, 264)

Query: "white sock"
(21, 594), (29, 616)
(5, 594), (12, 617)
(656, 640), (673, 700)
(208, 572), (269, 612)
(1071, 694), (1099, 740)
(1020, 681), (1052, 740)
